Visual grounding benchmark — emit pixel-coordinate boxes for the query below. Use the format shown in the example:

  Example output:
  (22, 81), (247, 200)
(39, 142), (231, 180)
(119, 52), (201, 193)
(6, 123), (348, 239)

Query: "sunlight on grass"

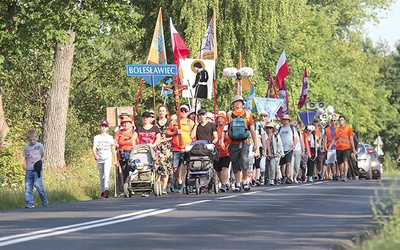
(0, 151), (116, 210)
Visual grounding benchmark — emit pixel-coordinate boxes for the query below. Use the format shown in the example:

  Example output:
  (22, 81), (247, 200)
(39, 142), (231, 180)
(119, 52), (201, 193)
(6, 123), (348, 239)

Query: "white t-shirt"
(23, 142), (45, 170)
(278, 126), (299, 151)
(93, 134), (115, 163)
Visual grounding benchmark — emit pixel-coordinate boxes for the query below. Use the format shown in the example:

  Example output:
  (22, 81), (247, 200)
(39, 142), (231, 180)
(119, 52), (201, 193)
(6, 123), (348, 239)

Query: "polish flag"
(275, 51), (289, 89)
(170, 18), (189, 65)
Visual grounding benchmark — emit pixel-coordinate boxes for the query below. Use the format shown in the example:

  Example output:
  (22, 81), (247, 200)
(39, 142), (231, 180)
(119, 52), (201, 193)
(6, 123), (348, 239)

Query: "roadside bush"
(65, 108), (91, 164)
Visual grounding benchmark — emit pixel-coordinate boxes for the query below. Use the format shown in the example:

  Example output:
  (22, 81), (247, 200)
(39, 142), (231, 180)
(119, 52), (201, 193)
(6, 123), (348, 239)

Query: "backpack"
(228, 111), (250, 141)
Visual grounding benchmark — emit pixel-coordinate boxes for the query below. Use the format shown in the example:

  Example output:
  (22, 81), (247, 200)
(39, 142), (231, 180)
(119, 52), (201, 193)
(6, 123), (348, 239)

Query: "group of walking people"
(92, 95), (358, 198)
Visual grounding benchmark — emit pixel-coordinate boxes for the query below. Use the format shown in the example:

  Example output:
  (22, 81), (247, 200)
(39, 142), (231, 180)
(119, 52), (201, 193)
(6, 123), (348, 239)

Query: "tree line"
(0, 0), (399, 173)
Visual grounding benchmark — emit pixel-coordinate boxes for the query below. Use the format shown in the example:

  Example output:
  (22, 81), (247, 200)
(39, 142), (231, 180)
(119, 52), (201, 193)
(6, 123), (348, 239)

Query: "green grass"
(354, 161), (400, 249)
(0, 151), (114, 210)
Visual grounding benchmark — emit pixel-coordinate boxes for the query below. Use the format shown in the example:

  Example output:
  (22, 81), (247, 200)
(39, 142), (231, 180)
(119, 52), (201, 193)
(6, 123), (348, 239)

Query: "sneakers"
(25, 205), (35, 208)
(342, 176), (348, 182)
(141, 192), (149, 197)
(233, 186), (241, 193)
(100, 192), (105, 199)
(162, 189), (167, 194)
(42, 200), (49, 206)
(286, 178), (293, 184)
(177, 183), (184, 194)
(307, 176), (313, 182)
(282, 177), (287, 185)
(255, 180), (261, 186)
(104, 190), (110, 198)
(269, 180), (275, 186)
(243, 184), (251, 192)
(219, 184), (227, 193)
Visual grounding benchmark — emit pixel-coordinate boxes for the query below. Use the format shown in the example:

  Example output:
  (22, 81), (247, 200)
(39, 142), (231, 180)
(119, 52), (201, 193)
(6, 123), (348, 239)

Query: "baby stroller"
(184, 140), (219, 195)
(124, 144), (162, 197)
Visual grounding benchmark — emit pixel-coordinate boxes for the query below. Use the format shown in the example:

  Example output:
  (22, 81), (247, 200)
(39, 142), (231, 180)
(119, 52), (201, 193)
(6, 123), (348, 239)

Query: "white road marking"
(0, 209), (174, 247)
(0, 181), (325, 247)
(176, 199), (211, 207)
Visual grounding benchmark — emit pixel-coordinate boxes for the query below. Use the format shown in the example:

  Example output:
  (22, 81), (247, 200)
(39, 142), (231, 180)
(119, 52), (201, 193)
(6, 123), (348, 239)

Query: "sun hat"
(281, 115), (291, 121)
(307, 125), (315, 131)
(118, 110), (132, 119)
(188, 108), (196, 115)
(265, 122), (277, 131)
(100, 120), (109, 127)
(120, 116), (133, 124)
(180, 104), (189, 111)
(231, 95), (244, 104)
(260, 110), (268, 116)
(217, 111), (226, 118)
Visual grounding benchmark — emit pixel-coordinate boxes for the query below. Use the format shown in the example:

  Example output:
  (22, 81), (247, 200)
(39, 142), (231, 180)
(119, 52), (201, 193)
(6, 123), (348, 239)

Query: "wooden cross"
(163, 76), (188, 147)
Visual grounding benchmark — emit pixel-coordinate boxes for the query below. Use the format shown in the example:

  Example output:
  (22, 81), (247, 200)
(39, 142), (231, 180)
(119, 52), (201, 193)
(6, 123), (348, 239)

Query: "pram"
(184, 140), (219, 195)
(124, 144), (162, 197)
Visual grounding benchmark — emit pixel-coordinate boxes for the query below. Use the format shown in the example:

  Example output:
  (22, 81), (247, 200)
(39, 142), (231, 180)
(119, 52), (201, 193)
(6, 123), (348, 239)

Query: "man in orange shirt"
(166, 104), (194, 193)
(220, 95), (259, 192)
(328, 115), (357, 181)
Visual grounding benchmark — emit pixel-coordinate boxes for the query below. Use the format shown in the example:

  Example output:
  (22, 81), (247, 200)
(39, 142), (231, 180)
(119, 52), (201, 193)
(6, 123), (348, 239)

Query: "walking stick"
(114, 165), (118, 198)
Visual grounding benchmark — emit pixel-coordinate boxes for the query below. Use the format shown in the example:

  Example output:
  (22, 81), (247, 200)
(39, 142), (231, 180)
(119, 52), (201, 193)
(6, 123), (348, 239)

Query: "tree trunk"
(43, 30), (75, 168)
(0, 88), (10, 151)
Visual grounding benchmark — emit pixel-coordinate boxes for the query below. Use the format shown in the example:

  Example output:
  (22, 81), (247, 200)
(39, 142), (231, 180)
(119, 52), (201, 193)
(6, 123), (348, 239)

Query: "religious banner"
(179, 58), (215, 99)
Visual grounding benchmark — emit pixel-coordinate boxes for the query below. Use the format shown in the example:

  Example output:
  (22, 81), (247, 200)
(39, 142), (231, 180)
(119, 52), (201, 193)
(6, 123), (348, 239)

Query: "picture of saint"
(191, 60), (209, 99)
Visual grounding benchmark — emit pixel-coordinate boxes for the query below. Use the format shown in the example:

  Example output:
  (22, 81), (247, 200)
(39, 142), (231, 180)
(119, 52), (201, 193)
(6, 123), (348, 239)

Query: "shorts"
(325, 149), (337, 164)
(228, 142), (250, 174)
(336, 149), (351, 165)
(172, 151), (183, 168)
(279, 150), (294, 166)
(214, 156), (230, 172)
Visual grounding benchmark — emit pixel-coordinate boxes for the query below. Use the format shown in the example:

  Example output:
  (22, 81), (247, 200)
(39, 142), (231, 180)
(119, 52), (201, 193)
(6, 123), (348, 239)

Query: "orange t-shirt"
(114, 129), (134, 151)
(216, 125), (230, 158)
(224, 109), (254, 144)
(334, 125), (354, 151)
(168, 117), (194, 151)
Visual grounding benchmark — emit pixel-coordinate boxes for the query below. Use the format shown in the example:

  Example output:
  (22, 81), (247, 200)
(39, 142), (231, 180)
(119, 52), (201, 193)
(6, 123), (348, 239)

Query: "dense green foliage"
(0, 0), (399, 184)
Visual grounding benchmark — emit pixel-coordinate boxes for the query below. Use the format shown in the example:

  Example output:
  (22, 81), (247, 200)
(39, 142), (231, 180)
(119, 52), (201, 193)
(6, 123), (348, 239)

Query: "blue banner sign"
(126, 64), (177, 86)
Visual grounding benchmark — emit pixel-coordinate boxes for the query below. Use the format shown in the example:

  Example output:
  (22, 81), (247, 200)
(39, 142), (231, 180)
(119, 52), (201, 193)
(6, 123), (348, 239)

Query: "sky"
(364, 0), (400, 50)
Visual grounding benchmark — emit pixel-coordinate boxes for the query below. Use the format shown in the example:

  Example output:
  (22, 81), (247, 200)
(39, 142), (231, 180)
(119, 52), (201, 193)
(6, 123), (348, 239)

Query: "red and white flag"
(297, 67), (308, 109)
(170, 18), (189, 85)
(170, 18), (189, 65)
(275, 50), (289, 89)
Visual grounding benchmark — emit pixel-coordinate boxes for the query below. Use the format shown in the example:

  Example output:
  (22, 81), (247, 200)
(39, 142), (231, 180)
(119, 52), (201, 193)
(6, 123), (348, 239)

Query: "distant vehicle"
(357, 143), (372, 179)
(366, 147), (381, 180)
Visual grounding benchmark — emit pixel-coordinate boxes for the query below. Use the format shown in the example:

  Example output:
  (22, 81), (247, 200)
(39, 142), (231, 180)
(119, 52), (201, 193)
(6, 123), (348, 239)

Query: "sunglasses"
(331, 120), (336, 122)
(180, 109), (188, 113)
(266, 127), (273, 129)
(260, 115), (267, 117)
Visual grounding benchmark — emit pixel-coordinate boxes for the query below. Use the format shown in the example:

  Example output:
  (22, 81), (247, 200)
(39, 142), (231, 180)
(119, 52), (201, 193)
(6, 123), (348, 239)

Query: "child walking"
(92, 120), (117, 199)
(23, 130), (48, 208)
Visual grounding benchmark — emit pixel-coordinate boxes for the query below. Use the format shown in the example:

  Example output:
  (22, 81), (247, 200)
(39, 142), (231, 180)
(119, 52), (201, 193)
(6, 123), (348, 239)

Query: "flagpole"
(152, 76), (157, 115)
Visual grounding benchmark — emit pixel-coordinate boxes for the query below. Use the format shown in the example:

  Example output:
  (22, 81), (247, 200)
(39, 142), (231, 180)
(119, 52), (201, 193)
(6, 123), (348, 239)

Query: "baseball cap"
(100, 120), (109, 127)
(197, 109), (206, 115)
(180, 104), (189, 111)
(142, 111), (152, 117)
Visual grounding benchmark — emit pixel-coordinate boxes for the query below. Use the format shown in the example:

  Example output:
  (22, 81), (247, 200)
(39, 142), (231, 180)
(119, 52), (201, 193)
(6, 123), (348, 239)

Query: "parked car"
(357, 143), (372, 179)
(366, 147), (382, 180)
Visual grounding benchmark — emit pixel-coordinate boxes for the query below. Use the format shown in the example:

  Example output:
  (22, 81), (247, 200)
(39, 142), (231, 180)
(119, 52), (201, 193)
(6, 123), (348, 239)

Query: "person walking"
(114, 116), (134, 197)
(328, 115), (357, 181)
(92, 120), (117, 199)
(22, 130), (48, 208)
(264, 122), (283, 185)
(215, 111), (231, 192)
(277, 115), (298, 184)
(156, 105), (173, 194)
(325, 118), (338, 180)
(305, 125), (318, 182)
(220, 95), (259, 192)
(166, 104), (194, 193)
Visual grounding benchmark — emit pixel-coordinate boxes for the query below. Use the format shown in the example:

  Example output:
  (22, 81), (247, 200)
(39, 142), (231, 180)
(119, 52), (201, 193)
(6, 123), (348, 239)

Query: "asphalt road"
(0, 179), (389, 250)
